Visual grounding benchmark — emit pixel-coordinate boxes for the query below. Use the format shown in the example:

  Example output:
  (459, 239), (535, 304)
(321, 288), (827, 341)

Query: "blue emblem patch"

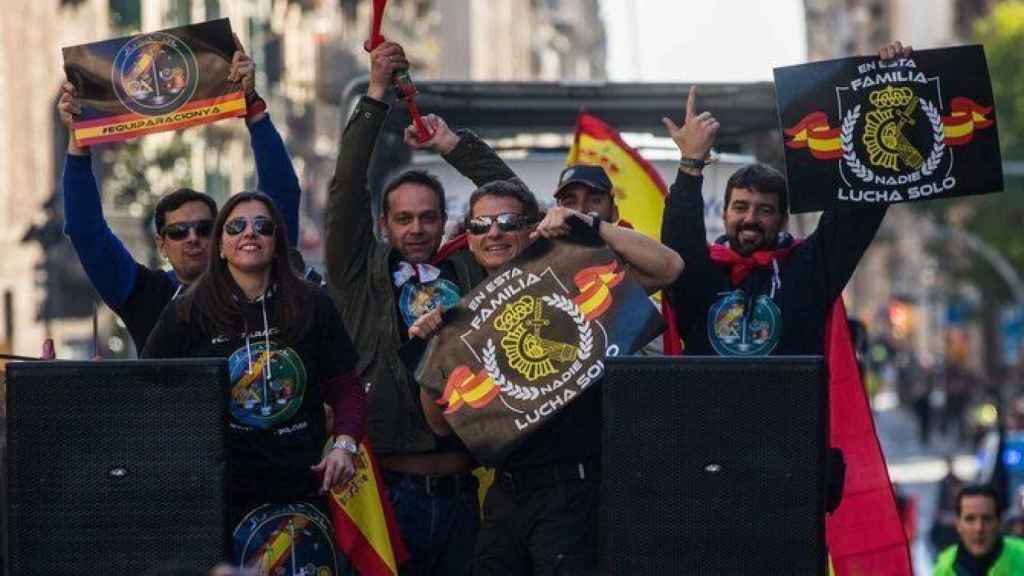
(707, 291), (781, 356)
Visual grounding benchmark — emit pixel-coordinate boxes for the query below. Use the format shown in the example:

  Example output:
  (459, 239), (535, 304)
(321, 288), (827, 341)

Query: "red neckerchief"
(708, 241), (799, 286)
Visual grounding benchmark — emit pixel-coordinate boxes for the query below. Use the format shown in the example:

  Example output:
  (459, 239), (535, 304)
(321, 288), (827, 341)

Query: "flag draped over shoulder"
(566, 112), (682, 354)
(327, 442), (408, 576)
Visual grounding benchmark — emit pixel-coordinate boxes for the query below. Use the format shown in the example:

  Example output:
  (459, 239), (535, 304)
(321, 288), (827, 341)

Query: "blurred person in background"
(934, 485), (1024, 575)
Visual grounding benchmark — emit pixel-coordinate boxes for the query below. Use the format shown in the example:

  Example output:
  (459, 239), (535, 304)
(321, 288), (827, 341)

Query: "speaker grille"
(602, 356), (827, 575)
(5, 360), (228, 575)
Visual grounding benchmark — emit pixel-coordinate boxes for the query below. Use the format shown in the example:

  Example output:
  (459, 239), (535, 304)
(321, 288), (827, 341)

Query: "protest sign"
(414, 234), (664, 466)
(775, 45), (1002, 213)
(63, 19), (245, 146)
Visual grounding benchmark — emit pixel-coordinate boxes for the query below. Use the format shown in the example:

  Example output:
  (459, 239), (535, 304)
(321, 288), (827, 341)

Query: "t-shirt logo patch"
(707, 290), (781, 356)
(228, 341), (307, 428)
(399, 278), (460, 327)
(233, 502), (337, 574)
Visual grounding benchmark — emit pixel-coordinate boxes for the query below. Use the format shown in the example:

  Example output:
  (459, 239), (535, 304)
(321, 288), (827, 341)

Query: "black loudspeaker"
(4, 360), (229, 575)
(602, 356), (828, 575)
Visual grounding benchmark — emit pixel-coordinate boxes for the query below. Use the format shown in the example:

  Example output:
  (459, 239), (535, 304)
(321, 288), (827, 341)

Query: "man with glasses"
(408, 177), (682, 576)
(324, 41), (517, 575)
(58, 46), (301, 352)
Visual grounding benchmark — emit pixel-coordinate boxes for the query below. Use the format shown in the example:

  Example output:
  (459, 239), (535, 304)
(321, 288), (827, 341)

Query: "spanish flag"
(573, 261), (625, 321)
(249, 514), (314, 572)
(329, 442), (409, 576)
(438, 365), (500, 414)
(784, 111), (843, 160)
(566, 112), (682, 354)
(942, 96), (994, 146)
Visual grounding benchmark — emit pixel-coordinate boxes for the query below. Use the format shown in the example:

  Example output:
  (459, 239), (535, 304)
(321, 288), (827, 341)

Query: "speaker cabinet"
(4, 360), (229, 575)
(602, 356), (828, 575)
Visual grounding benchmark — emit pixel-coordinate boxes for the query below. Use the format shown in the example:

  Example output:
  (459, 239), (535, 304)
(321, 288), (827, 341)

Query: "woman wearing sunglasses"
(142, 192), (366, 548)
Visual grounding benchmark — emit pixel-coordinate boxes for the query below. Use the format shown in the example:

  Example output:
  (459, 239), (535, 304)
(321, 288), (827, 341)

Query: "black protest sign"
(414, 237), (664, 467)
(63, 19), (245, 146)
(774, 45), (1002, 213)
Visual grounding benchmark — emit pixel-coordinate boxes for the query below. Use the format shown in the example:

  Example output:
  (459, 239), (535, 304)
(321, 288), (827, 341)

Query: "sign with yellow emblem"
(414, 234), (664, 466)
(774, 45), (1002, 213)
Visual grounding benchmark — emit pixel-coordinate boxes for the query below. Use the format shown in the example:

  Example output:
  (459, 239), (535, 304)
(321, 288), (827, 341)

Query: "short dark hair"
(466, 179), (540, 224)
(381, 170), (446, 217)
(956, 485), (1003, 517)
(723, 163), (789, 216)
(154, 188), (217, 234)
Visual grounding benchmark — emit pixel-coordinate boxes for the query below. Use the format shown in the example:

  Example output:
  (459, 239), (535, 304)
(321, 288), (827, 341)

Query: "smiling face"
(219, 200), (276, 277)
(466, 195), (533, 274)
(155, 200), (214, 283)
(380, 182), (446, 264)
(723, 187), (787, 256)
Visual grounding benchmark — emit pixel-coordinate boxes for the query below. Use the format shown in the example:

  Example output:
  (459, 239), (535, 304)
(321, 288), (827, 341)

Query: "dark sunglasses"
(224, 216), (276, 237)
(161, 219), (213, 241)
(466, 213), (533, 235)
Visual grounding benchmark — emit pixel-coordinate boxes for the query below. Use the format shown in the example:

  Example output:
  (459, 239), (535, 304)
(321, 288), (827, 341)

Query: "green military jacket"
(324, 95), (515, 455)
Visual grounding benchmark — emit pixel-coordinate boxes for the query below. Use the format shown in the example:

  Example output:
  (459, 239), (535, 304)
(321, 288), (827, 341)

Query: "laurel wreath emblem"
(480, 293), (594, 401)
(841, 98), (946, 184)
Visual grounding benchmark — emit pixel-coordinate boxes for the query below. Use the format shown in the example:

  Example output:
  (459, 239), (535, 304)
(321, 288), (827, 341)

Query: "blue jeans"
(384, 472), (480, 576)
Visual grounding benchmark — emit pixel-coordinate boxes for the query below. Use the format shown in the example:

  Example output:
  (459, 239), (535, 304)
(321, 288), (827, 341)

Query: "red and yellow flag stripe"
(942, 96), (994, 146)
(573, 260), (624, 321)
(784, 111), (842, 160)
(438, 365), (499, 414)
(72, 91), (246, 146)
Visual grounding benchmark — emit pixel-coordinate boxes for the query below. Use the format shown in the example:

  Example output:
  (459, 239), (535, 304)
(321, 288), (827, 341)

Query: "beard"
(727, 223), (773, 256)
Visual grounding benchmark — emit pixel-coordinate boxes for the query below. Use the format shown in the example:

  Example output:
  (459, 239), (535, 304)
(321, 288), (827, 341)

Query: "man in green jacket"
(934, 485), (1024, 575)
(323, 41), (517, 575)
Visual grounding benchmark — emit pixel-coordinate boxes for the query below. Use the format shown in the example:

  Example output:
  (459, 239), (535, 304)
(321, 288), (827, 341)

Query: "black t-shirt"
(501, 383), (602, 470)
(142, 287), (359, 507)
(663, 171), (888, 357)
(113, 264), (182, 352)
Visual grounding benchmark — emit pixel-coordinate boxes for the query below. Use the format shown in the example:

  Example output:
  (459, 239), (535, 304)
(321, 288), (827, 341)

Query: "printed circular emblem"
(111, 32), (199, 116)
(481, 293), (595, 407)
(399, 278), (461, 327)
(707, 291), (781, 356)
(228, 341), (307, 429)
(233, 502), (337, 575)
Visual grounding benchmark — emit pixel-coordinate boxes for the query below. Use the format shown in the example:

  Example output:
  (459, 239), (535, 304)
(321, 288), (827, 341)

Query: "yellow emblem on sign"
(493, 295), (578, 382)
(862, 86), (923, 171)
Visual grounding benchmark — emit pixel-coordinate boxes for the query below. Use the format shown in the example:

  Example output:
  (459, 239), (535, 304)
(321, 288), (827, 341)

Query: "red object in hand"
(364, 0), (387, 52)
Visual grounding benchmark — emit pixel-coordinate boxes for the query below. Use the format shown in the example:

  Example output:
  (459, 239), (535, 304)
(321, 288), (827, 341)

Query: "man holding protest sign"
(324, 40), (524, 575)
(59, 40), (301, 352)
(660, 42), (914, 573)
(405, 170), (682, 574)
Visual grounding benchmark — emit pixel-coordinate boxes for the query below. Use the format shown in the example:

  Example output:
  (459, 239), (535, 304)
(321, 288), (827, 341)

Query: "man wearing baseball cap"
(553, 164), (623, 226)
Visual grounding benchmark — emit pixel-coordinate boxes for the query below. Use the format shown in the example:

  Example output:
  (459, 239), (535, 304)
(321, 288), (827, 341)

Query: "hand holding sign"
(662, 86), (719, 174)
(57, 82), (87, 155)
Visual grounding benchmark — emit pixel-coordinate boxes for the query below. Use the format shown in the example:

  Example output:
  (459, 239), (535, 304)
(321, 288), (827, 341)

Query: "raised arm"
(533, 208), (683, 293)
(323, 41), (407, 288)
(405, 114), (519, 187)
(230, 43), (302, 247)
(660, 86), (720, 273)
(58, 81), (140, 308)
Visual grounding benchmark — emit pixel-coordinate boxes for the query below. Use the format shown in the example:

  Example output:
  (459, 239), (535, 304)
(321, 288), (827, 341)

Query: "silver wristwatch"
(333, 436), (359, 455)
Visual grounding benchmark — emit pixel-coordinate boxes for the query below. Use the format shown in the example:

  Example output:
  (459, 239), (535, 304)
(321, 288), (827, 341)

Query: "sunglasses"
(224, 216), (276, 237)
(161, 219), (213, 241)
(466, 213), (533, 235)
